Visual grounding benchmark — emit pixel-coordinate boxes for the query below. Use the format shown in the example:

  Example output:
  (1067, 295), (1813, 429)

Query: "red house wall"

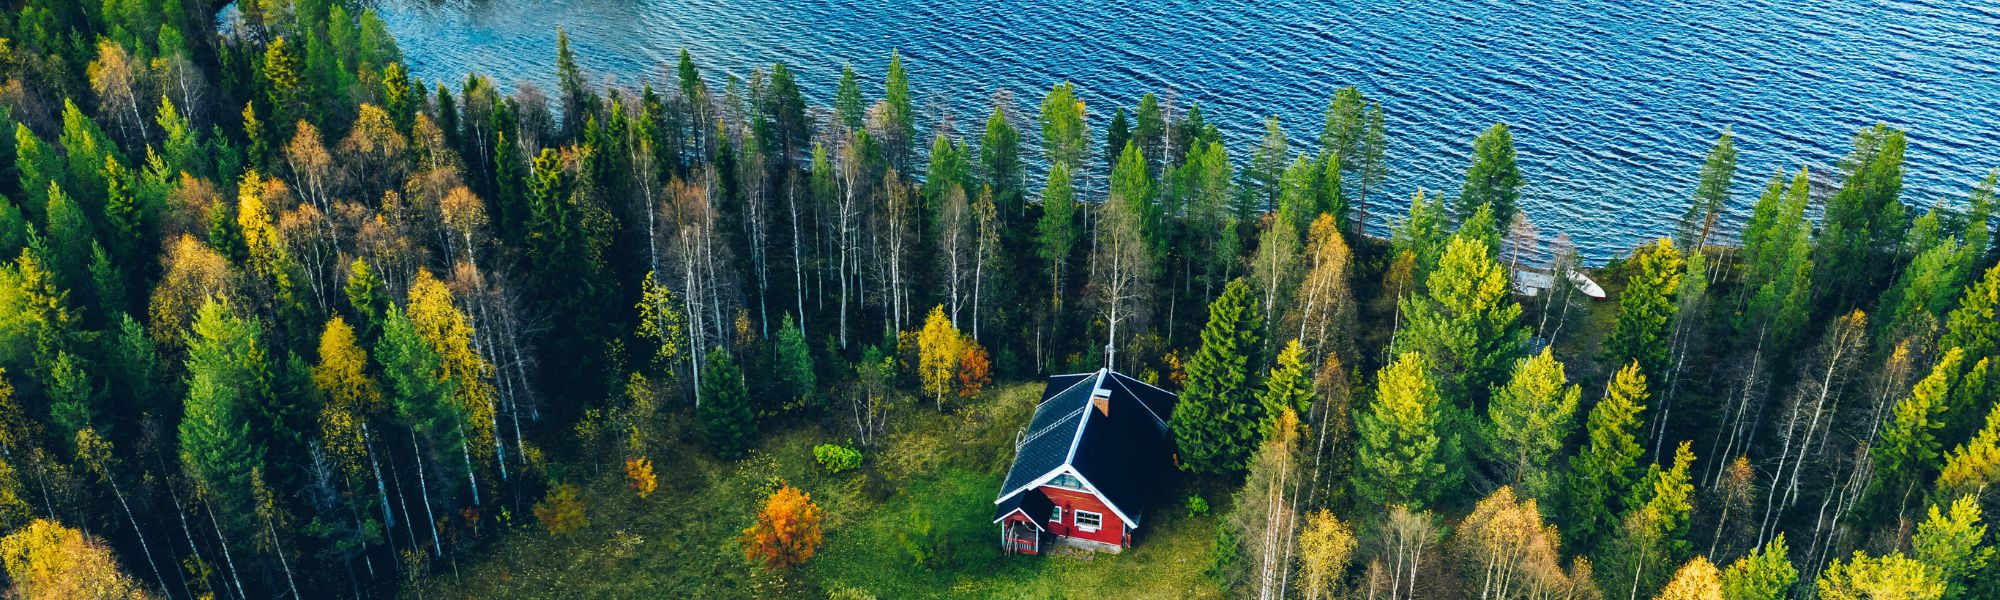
(1038, 485), (1127, 547)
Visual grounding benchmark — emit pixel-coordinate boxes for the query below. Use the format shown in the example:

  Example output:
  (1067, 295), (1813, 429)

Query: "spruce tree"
(1605, 239), (1685, 383)
(834, 64), (863, 132)
(980, 105), (1022, 217)
(1259, 340), (1314, 436)
(699, 348), (753, 459)
(1353, 352), (1458, 509)
(1171, 279), (1266, 474)
(1105, 107), (1131, 173)
(178, 298), (267, 539)
(1564, 361), (1649, 552)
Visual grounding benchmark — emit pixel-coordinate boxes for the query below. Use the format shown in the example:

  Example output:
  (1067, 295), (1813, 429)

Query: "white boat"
(1514, 268), (1607, 300)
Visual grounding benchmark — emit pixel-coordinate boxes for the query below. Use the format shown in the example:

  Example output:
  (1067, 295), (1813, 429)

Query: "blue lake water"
(368, 0), (2000, 259)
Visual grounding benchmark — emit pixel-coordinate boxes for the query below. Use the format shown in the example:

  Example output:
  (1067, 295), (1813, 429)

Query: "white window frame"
(1051, 506), (1063, 524)
(1074, 510), (1103, 532)
(1047, 473), (1089, 492)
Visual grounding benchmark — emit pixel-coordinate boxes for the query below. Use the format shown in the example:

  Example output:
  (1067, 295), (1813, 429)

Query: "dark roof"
(996, 375), (1095, 499)
(995, 369), (1178, 528)
(992, 488), (1055, 529)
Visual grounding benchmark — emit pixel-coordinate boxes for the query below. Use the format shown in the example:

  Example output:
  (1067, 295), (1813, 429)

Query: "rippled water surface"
(368, 0), (2000, 258)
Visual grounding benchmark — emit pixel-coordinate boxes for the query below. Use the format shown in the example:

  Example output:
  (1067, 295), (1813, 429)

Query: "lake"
(362, 0), (2000, 259)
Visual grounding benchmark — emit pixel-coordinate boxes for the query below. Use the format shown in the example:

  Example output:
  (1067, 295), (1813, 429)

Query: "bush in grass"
(1187, 495), (1210, 516)
(814, 443), (863, 474)
(897, 512), (955, 570)
(533, 484), (588, 536)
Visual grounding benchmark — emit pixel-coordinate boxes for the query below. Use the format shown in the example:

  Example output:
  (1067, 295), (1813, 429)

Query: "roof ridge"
(1109, 376), (1169, 429)
(1063, 370), (1108, 465)
(1035, 372), (1099, 407)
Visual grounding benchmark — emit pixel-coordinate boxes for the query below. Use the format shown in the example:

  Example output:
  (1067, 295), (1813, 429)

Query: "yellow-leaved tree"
(0, 518), (153, 599)
(916, 305), (964, 411)
(407, 270), (500, 480)
(1655, 556), (1723, 600)
(313, 317), (381, 479)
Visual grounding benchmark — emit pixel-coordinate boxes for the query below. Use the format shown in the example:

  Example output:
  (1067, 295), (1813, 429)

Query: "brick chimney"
(1092, 387), (1111, 417)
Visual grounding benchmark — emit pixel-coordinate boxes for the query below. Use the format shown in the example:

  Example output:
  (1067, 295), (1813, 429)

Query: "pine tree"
(1172, 279), (1267, 474)
(698, 348), (753, 459)
(1935, 401), (2000, 506)
(1721, 535), (1798, 600)
(1489, 347), (1582, 498)
(875, 50), (915, 170)
(1389, 189), (1450, 283)
(1037, 162), (1079, 317)
(773, 314), (815, 406)
(1677, 130), (1738, 249)
(377, 304), (463, 470)
(1458, 123), (1522, 226)
(1038, 82), (1090, 172)
(1860, 349), (1965, 524)
(1816, 551), (1944, 600)
(1565, 362), (1649, 552)
(1942, 263), (2000, 364)
(1354, 352), (1459, 509)
(554, 28), (592, 134)
(14, 123), (62, 221)
(263, 36), (303, 136)
(1606, 239), (1686, 383)
(1816, 124), (1909, 309)
(44, 349), (95, 444)
(1392, 234), (1525, 409)
(1912, 495), (1993, 600)
(1612, 441), (1697, 600)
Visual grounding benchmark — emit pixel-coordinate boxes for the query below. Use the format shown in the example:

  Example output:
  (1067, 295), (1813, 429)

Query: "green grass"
(408, 382), (1222, 599)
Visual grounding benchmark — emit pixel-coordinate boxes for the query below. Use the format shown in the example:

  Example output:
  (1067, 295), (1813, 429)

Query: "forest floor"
(405, 382), (1226, 599)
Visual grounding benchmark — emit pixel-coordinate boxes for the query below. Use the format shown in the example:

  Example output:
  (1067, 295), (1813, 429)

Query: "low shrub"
(814, 443), (864, 474)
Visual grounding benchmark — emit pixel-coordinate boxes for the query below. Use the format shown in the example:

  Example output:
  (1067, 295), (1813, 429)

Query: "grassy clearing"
(409, 382), (1222, 599)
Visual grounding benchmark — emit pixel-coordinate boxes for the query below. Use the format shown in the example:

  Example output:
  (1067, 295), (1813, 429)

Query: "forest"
(0, 0), (1997, 598)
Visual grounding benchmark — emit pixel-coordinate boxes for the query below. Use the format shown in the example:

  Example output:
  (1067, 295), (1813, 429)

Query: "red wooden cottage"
(994, 368), (1177, 554)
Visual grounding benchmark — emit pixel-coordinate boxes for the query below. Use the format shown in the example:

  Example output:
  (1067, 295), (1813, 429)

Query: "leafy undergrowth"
(407, 382), (1221, 599)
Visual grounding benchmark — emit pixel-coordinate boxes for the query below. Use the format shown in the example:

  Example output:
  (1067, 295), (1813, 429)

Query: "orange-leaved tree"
(625, 456), (657, 499)
(957, 341), (992, 398)
(741, 483), (824, 569)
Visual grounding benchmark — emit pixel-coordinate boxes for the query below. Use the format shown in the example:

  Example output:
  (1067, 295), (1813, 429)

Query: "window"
(1047, 473), (1090, 492)
(1075, 510), (1103, 532)
(1050, 506), (1063, 524)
